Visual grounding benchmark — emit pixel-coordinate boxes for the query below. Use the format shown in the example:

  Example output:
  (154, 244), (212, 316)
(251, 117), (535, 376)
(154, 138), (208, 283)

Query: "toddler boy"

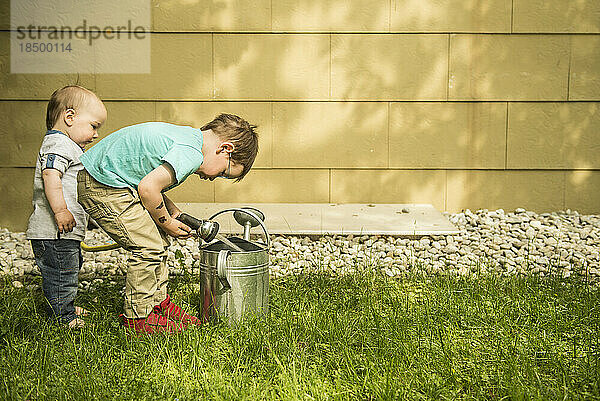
(76, 114), (258, 334)
(26, 85), (107, 328)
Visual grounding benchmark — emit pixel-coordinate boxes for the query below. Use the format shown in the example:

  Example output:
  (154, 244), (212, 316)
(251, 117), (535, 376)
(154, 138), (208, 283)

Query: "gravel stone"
(1, 208), (599, 286)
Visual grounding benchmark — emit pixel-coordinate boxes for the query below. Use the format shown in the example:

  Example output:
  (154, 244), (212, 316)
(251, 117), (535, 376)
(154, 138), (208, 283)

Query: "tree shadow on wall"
(154, 0), (596, 213)
(3, 0), (597, 219)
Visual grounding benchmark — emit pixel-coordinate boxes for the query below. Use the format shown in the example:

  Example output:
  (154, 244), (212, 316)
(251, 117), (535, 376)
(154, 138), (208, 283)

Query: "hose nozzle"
(176, 213), (219, 242)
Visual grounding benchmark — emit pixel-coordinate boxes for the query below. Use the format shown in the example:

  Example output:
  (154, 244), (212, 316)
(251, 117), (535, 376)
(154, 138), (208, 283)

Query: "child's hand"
(162, 218), (193, 239)
(54, 209), (76, 233)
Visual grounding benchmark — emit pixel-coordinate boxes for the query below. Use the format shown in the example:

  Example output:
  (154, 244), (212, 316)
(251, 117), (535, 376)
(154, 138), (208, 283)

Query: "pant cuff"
(152, 289), (168, 306)
(123, 299), (156, 319)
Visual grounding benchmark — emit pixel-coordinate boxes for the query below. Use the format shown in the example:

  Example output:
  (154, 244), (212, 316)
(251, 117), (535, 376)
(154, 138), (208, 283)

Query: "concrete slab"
(176, 203), (459, 237)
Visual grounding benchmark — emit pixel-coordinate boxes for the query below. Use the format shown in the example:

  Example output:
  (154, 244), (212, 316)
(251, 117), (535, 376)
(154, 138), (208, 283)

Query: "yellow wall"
(1, 1), (599, 231)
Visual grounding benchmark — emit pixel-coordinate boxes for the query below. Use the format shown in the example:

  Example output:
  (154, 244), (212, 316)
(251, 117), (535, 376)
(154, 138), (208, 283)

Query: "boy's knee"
(131, 245), (166, 262)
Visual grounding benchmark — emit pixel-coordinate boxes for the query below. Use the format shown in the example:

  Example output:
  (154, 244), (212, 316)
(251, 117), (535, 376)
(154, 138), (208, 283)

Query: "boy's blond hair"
(201, 113), (258, 181)
(46, 85), (100, 130)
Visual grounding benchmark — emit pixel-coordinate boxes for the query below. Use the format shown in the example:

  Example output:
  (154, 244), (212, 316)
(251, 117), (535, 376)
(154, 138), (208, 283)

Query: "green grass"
(0, 266), (599, 400)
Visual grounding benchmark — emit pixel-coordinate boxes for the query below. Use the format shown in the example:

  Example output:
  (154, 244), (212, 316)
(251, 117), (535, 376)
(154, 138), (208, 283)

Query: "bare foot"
(67, 318), (85, 329)
(74, 306), (90, 317)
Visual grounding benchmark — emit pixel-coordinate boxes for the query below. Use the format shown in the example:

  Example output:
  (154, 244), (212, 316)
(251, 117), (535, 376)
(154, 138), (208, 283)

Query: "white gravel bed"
(2, 208), (599, 290)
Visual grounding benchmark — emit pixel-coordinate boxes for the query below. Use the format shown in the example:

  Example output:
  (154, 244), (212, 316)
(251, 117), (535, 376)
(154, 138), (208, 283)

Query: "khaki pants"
(77, 169), (170, 318)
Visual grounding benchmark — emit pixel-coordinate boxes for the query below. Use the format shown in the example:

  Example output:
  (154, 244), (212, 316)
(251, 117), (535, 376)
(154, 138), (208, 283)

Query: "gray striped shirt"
(26, 130), (87, 241)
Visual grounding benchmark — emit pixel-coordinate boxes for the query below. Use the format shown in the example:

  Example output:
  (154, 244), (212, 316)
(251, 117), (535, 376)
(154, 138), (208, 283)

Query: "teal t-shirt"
(80, 122), (204, 189)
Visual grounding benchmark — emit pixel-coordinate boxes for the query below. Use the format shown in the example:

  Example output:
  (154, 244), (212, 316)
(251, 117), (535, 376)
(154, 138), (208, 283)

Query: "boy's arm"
(138, 163), (191, 238)
(162, 194), (181, 217)
(42, 169), (76, 233)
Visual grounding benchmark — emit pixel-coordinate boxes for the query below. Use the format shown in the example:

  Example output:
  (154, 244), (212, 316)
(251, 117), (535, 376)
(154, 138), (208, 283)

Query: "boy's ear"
(63, 108), (76, 127)
(219, 142), (235, 154)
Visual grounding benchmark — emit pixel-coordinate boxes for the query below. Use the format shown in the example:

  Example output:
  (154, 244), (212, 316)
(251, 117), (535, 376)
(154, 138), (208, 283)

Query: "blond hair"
(46, 85), (100, 130)
(201, 113), (259, 181)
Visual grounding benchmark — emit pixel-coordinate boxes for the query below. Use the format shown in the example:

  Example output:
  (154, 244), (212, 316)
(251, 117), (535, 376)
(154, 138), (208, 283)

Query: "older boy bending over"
(77, 114), (258, 334)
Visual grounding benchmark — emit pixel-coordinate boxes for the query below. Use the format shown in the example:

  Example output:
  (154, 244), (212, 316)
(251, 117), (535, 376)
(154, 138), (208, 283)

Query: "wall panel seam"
(329, 33), (332, 99)
(142, 31), (600, 35)
(2, 166), (599, 172)
(388, 0), (392, 32)
(270, 102), (274, 168)
(387, 102), (390, 169)
(211, 33), (215, 99)
(328, 169), (332, 203)
(238, 167), (600, 171)
(562, 170), (566, 210)
(510, 0), (514, 34)
(567, 36), (573, 101)
(446, 34), (450, 100)
(505, 102), (509, 170)
(270, 0), (273, 31)
(444, 170), (448, 211)
(3, 99), (600, 104)
(2, 29), (598, 34)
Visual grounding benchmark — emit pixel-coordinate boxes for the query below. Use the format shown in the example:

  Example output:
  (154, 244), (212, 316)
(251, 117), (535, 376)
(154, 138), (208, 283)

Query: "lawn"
(1, 266), (599, 400)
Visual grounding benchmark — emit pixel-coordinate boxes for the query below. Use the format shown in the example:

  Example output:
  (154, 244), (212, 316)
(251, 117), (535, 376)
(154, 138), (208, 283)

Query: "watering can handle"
(216, 250), (231, 293)
(208, 208), (270, 248)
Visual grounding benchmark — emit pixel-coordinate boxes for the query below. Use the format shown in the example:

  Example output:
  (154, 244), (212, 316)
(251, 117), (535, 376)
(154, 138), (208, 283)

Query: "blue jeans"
(30, 239), (82, 324)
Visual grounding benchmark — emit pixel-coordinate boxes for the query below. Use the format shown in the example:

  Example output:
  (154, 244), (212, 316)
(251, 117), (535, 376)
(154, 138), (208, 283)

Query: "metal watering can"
(198, 207), (270, 325)
(80, 207), (270, 325)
